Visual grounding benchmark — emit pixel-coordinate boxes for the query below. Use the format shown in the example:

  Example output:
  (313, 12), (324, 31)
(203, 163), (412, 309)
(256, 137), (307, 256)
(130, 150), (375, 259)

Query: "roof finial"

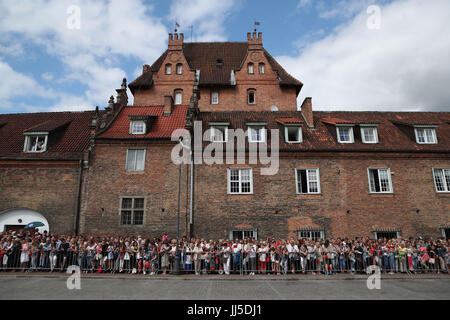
(254, 21), (261, 32)
(174, 21), (180, 33)
(121, 78), (127, 90)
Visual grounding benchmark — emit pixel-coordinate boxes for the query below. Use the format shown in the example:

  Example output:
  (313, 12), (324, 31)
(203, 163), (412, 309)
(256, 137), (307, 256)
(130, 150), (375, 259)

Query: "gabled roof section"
(97, 105), (188, 139)
(0, 110), (102, 160)
(128, 41), (303, 92)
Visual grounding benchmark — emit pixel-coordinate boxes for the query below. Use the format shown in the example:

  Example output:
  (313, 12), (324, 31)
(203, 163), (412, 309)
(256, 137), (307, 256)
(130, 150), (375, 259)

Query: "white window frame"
(165, 64), (172, 75)
(175, 92), (182, 105)
(433, 168), (450, 193)
(176, 64), (182, 75)
(295, 168), (321, 194)
(23, 133), (48, 153)
(248, 63), (254, 74)
(126, 149), (146, 172)
(210, 125), (228, 142)
(367, 168), (393, 194)
(211, 92), (219, 105)
(374, 231), (400, 240)
(285, 125), (303, 143)
(360, 125), (379, 144)
(414, 127), (438, 144)
(129, 120), (146, 135)
(227, 168), (253, 195)
(336, 125), (354, 143)
(229, 229), (258, 240)
(297, 230), (324, 241)
(259, 63), (265, 74)
(248, 125), (266, 143)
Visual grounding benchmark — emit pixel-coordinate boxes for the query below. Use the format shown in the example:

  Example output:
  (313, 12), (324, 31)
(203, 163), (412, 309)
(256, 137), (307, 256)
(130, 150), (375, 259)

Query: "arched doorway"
(0, 208), (50, 233)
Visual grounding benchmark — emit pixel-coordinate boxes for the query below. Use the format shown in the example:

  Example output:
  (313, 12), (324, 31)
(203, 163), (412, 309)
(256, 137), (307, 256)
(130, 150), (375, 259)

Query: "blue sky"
(0, 0), (449, 114)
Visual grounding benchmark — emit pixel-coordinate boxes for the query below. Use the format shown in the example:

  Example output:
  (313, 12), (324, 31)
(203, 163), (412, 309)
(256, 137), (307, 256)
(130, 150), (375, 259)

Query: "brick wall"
(192, 153), (450, 240)
(79, 141), (190, 237)
(0, 161), (80, 234)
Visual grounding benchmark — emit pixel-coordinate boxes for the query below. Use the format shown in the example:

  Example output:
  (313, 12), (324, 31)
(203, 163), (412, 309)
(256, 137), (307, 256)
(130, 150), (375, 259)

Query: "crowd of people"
(1, 229), (449, 276)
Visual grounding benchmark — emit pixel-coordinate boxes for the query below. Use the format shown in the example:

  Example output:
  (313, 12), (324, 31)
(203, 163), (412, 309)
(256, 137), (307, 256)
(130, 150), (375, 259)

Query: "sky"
(0, 0), (449, 114)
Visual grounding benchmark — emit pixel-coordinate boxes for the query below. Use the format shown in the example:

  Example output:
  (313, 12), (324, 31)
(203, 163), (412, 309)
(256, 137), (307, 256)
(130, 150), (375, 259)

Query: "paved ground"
(0, 274), (449, 300)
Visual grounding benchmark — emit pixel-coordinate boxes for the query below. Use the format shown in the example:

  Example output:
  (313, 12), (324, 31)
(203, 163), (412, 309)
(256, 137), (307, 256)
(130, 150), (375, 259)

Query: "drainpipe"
(74, 159), (83, 235)
(189, 150), (194, 239)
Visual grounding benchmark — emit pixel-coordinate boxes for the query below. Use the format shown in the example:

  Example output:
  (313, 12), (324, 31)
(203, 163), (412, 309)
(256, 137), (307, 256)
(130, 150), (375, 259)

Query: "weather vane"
(254, 21), (261, 32)
(175, 21), (180, 33)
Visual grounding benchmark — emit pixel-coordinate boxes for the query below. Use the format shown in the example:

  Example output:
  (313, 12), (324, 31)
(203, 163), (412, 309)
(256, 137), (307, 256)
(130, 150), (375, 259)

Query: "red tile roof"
(0, 111), (101, 160)
(97, 105), (188, 139)
(200, 111), (450, 152)
(275, 117), (304, 124)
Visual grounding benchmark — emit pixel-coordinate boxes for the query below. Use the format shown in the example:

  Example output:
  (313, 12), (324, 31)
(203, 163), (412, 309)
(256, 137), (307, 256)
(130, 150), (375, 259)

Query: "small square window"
(361, 127), (378, 143)
(296, 169), (321, 194)
(285, 126), (302, 143)
(228, 168), (253, 194)
(336, 126), (354, 143)
(248, 126), (265, 143)
(120, 198), (145, 225)
(368, 168), (393, 193)
(211, 126), (228, 142)
(415, 127), (437, 144)
(24, 135), (48, 153)
(130, 120), (146, 135)
(211, 92), (219, 105)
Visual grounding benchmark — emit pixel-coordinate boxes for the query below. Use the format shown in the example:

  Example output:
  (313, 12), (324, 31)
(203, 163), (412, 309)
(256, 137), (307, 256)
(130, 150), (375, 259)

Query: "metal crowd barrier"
(0, 249), (447, 275)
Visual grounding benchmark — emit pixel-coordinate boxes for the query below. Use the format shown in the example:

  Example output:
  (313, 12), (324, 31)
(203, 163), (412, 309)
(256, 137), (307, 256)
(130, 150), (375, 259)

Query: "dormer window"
(414, 126), (437, 144)
(259, 63), (265, 74)
(176, 63), (182, 75)
(130, 120), (146, 135)
(24, 134), (48, 153)
(248, 63), (254, 74)
(285, 126), (302, 143)
(165, 64), (172, 74)
(336, 126), (354, 143)
(360, 125), (379, 144)
(248, 124), (266, 143)
(210, 125), (228, 142)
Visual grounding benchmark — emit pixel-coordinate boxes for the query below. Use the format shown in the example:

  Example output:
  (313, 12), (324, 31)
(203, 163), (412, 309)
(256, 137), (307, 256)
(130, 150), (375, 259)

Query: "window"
(285, 126), (302, 143)
(336, 126), (354, 143)
(374, 231), (399, 240)
(120, 198), (144, 225)
(361, 126), (378, 143)
(296, 169), (321, 194)
(165, 64), (172, 74)
(248, 126), (266, 143)
(24, 134), (48, 153)
(415, 127), (437, 144)
(228, 168), (253, 194)
(130, 120), (146, 135)
(230, 229), (258, 240)
(248, 90), (255, 104)
(433, 168), (450, 192)
(126, 149), (146, 171)
(210, 126), (228, 142)
(211, 92), (219, 104)
(442, 228), (450, 240)
(368, 168), (393, 193)
(259, 63), (265, 74)
(174, 91), (182, 105)
(176, 63), (182, 75)
(297, 230), (324, 241)
(248, 63), (254, 74)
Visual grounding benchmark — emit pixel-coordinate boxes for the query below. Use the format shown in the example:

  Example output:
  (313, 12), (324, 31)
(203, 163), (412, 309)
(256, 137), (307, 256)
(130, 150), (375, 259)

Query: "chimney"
(164, 95), (174, 116)
(247, 32), (262, 50)
(142, 64), (150, 74)
(168, 33), (184, 51)
(301, 97), (314, 128)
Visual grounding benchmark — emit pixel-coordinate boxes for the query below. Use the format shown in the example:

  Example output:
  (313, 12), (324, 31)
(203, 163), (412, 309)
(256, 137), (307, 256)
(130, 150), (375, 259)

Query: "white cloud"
(168, 0), (236, 42)
(277, 0), (450, 111)
(0, 0), (167, 112)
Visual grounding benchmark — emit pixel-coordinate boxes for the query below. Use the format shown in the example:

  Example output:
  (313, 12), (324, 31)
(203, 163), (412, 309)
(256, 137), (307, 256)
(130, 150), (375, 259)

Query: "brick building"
(1, 31), (449, 240)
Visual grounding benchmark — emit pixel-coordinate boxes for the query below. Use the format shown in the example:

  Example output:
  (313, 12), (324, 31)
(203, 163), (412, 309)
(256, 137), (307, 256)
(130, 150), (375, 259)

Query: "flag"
(254, 21), (261, 26)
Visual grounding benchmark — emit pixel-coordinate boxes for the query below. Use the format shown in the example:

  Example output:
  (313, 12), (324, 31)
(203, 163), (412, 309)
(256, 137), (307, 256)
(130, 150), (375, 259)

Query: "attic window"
(24, 134), (48, 153)
(176, 63), (183, 75)
(414, 127), (437, 144)
(248, 63), (254, 74)
(216, 59), (223, 67)
(259, 63), (265, 74)
(130, 120), (146, 135)
(165, 64), (172, 75)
